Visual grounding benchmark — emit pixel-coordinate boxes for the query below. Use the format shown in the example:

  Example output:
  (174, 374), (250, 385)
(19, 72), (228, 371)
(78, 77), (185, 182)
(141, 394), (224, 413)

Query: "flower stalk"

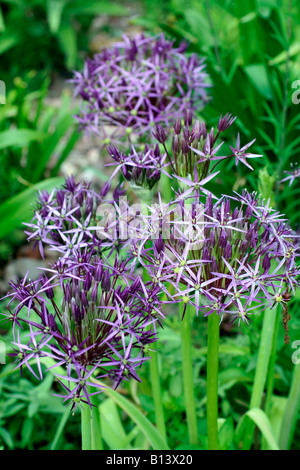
(279, 362), (300, 450)
(242, 306), (278, 449)
(206, 312), (220, 450)
(149, 349), (167, 442)
(181, 303), (198, 446)
(81, 401), (92, 450)
(81, 389), (102, 450)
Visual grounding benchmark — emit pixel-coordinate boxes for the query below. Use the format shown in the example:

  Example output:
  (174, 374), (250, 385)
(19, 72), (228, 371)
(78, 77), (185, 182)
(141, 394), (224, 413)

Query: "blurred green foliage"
(0, 72), (78, 263)
(136, 0), (300, 224)
(0, 0), (129, 77)
(0, 0), (300, 451)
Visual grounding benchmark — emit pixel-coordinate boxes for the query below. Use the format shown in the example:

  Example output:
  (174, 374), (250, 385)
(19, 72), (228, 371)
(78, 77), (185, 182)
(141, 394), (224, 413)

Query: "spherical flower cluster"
(138, 182), (300, 325)
(24, 175), (127, 259)
(3, 254), (163, 409)
(72, 33), (210, 144)
(152, 111), (262, 181)
(106, 144), (170, 201)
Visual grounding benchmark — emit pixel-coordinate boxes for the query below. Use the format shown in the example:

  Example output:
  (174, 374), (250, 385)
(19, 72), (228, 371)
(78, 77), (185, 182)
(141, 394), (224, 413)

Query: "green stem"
(81, 385), (102, 450)
(81, 401), (92, 450)
(262, 309), (280, 450)
(50, 409), (70, 450)
(206, 312), (220, 450)
(279, 361), (300, 450)
(181, 303), (198, 446)
(143, 260), (167, 441)
(264, 309), (280, 416)
(149, 349), (167, 442)
(143, 262), (167, 442)
(242, 306), (277, 450)
(90, 392), (103, 450)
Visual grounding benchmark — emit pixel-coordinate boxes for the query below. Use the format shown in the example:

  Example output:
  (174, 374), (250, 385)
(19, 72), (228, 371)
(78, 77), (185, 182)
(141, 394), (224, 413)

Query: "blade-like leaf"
(94, 379), (169, 450)
(0, 129), (44, 149)
(0, 177), (63, 238)
(236, 408), (280, 450)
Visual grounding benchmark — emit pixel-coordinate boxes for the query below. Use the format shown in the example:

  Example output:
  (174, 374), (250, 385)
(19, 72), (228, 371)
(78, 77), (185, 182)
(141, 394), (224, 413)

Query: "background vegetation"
(0, 0), (299, 450)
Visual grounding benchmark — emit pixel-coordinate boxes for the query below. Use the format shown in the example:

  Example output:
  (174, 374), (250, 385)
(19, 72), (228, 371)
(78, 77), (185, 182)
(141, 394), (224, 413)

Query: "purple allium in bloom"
(71, 33), (210, 144)
(280, 162), (300, 187)
(24, 176), (127, 260)
(151, 111), (263, 181)
(106, 144), (171, 201)
(2, 255), (164, 409)
(136, 185), (300, 325)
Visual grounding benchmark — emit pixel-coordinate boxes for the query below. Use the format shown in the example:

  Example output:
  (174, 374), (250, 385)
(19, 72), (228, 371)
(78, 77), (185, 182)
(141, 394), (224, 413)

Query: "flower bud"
(101, 271), (111, 292)
(174, 118), (181, 135)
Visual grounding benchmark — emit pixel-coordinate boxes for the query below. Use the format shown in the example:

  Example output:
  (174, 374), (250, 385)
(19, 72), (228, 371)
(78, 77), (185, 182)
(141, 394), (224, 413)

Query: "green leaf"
(65, 0), (128, 16)
(50, 128), (81, 177)
(46, 0), (68, 33)
(40, 357), (168, 450)
(56, 24), (77, 70)
(279, 362), (300, 450)
(0, 33), (19, 54)
(3, 402), (26, 417)
(0, 177), (64, 238)
(20, 418), (34, 448)
(236, 408), (280, 450)
(244, 64), (273, 100)
(269, 42), (300, 66)
(50, 409), (70, 450)
(0, 5), (5, 32)
(31, 97), (76, 181)
(263, 396), (287, 450)
(0, 129), (44, 149)
(100, 399), (132, 450)
(218, 417), (235, 450)
(0, 427), (14, 449)
(195, 343), (250, 356)
(219, 367), (252, 391)
(96, 381), (169, 450)
(28, 400), (39, 418)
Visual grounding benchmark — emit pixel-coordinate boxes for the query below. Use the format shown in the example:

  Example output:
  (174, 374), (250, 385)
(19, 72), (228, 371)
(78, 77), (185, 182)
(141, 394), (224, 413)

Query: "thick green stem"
(262, 308), (280, 450)
(81, 401), (92, 450)
(242, 306), (277, 449)
(81, 386), (102, 450)
(264, 309), (280, 416)
(149, 349), (167, 442)
(206, 312), (220, 450)
(90, 392), (103, 450)
(279, 361), (300, 450)
(181, 303), (198, 446)
(142, 261), (166, 441)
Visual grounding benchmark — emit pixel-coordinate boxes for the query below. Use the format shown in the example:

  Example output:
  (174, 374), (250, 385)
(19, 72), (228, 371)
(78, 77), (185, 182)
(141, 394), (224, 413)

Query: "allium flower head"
(152, 111), (263, 182)
(107, 143), (170, 202)
(72, 33), (210, 144)
(2, 255), (163, 409)
(24, 176), (127, 260)
(137, 185), (300, 325)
